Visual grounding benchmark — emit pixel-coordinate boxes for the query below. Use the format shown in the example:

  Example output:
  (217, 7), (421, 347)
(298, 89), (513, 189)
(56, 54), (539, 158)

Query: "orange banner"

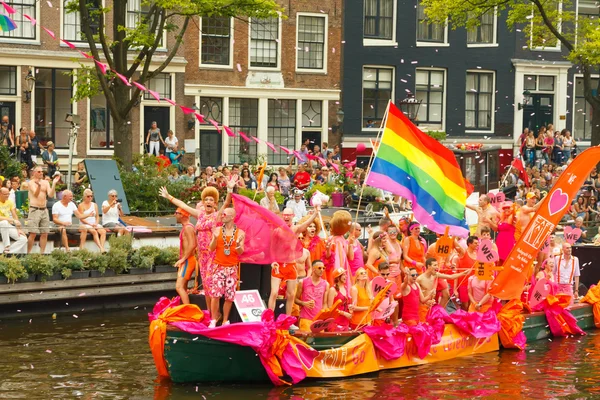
(490, 147), (600, 299)
(305, 325), (498, 378)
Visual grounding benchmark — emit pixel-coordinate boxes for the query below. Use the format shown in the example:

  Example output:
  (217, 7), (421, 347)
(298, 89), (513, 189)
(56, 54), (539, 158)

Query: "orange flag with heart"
(489, 147), (600, 299)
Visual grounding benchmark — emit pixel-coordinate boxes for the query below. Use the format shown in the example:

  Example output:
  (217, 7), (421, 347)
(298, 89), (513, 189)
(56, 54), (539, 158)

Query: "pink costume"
(299, 278), (328, 321)
(496, 222), (516, 263)
(194, 205), (220, 293)
(386, 240), (403, 281)
(332, 288), (351, 329)
(348, 241), (364, 276)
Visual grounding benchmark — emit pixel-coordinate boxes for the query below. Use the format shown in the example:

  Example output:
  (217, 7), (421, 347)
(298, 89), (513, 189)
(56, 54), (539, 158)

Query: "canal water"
(1, 307), (599, 399)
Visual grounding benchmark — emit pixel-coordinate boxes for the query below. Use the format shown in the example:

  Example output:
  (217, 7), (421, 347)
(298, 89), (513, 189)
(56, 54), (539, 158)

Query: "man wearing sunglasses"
(400, 267), (434, 326)
(295, 260), (329, 331)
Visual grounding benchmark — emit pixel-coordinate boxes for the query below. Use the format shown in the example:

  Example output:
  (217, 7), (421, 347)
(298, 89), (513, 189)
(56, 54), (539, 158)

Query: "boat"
(156, 302), (597, 384)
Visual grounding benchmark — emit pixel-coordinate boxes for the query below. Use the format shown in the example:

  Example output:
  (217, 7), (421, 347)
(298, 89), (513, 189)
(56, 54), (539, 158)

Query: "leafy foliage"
(156, 247), (179, 265)
(237, 187), (285, 205)
(22, 254), (59, 281)
(106, 248), (130, 274)
(0, 256), (28, 283)
(0, 146), (25, 181)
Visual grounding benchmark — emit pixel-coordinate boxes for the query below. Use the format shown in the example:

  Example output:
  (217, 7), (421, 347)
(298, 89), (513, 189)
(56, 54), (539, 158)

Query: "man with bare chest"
(466, 195), (500, 237)
(516, 192), (542, 240)
(295, 247), (311, 279)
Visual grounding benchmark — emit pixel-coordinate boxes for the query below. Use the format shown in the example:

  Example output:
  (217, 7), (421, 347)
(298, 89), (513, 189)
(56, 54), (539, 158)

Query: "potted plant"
(0, 256), (28, 284)
(88, 253), (113, 277)
(22, 254), (60, 282)
(106, 248), (129, 274)
(154, 247), (179, 273)
(129, 247), (158, 274)
(64, 257), (88, 279)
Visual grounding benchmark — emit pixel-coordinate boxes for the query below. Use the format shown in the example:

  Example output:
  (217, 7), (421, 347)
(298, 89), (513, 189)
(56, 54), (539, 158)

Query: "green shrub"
(71, 248), (96, 269)
(22, 254), (59, 281)
(65, 257), (85, 271)
(89, 253), (110, 273)
(106, 248), (129, 274)
(136, 246), (162, 262)
(305, 183), (337, 202)
(108, 234), (133, 254)
(156, 247), (179, 266)
(130, 251), (154, 270)
(50, 249), (71, 266)
(0, 256), (28, 283)
(237, 187), (285, 205)
(60, 268), (72, 279)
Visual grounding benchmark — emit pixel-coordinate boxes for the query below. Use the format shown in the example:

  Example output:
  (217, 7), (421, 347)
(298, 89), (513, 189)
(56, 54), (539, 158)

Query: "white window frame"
(530, 2), (562, 52)
(467, 8), (498, 48)
(464, 69), (496, 134)
(415, 67), (447, 132)
(248, 14), (282, 71)
(199, 16), (234, 70)
(362, 65), (395, 133)
(416, 0), (449, 47)
(363, 0), (398, 47)
(571, 73), (596, 142)
(0, 0), (40, 44)
(295, 12), (328, 74)
(60, 0), (104, 47)
(125, 0), (167, 51)
(86, 94), (114, 156)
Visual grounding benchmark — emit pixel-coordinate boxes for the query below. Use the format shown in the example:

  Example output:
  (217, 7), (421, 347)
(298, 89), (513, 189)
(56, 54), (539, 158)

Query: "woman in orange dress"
(350, 268), (373, 330)
(365, 231), (387, 280)
(402, 222), (426, 274)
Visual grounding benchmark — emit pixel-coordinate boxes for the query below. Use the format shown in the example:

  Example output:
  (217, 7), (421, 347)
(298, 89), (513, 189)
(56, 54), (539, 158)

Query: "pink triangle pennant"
(293, 150), (303, 161)
(148, 90), (160, 102)
(330, 163), (340, 174)
(23, 14), (37, 25)
(113, 71), (132, 86)
(306, 153), (318, 160)
(94, 60), (108, 75)
(250, 136), (260, 143)
(164, 98), (176, 106)
(279, 145), (293, 155)
(2, 1), (16, 14)
(132, 81), (147, 92)
(344, 160), (357, 168)
(43, 27), (56, 39)
(60, 39), (77, 49)
(180, 105), (195, 114)
(265, 141), (278, 153)
(194, 112), (205, 123)
(223, 126), (236, 137)
(208, 119), (221, 133)
(79, 50), (93, 59)
(317, 157), (327, 166)
(238, 131), (251, 143)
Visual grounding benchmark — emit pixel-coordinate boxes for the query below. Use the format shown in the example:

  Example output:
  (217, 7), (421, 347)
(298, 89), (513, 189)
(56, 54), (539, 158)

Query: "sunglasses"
(315, 267), (325, 271)
(85, 195), (93, 198)
(410, 273), (418, 277)
(380, 273), (390, 277)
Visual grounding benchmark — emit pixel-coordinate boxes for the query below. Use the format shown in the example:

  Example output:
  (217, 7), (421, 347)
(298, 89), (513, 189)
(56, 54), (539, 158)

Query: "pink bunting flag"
(306, 153), (318, 160)
(317, 157), (327, 166)
(238, 131), (251, 143)
(79, 50), (93, 59)
(223, 126), (236, 137)
(148, 90), (160, 102)
(164, 98), (176, 106)
(2, 1), (16, 14)
(250, 136), (260, 143)
(344, 160), (357, 168)
(113, 71), (132, 86)
(265, 141), (278, 153)
(43, 27), (56, 39)
(132, 81), (147, 92)
(293, 150), (303, 161)
(194, 112), (205, 123)
(208, 119), (221, 133)
(279, 145), (293, 155)
(94, 60), (108, 75)
(180, 105), (195, 114)
(60, 39), (77, 49)
(23, 14), (36, 25)
(330, 163), (340, 174)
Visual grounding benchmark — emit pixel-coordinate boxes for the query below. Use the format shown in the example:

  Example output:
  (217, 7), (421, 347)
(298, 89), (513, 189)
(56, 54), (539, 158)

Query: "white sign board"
(233, 290), (266, 323)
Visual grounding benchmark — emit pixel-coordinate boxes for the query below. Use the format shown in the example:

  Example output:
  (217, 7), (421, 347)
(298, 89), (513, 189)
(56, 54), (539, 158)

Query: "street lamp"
(24, 67), (35, 103)
(336, 108), (345, 124)
(65, 113), (80, 191)
(518, 90), (532, 110)
(397, 95), (422, 122)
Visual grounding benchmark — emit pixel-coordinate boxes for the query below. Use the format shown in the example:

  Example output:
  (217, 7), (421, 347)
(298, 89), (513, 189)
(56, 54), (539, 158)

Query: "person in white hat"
(286, 189), (307, 222)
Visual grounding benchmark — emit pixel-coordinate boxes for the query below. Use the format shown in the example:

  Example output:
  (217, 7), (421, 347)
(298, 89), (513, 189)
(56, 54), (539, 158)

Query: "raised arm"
(159, 186), (199, 217)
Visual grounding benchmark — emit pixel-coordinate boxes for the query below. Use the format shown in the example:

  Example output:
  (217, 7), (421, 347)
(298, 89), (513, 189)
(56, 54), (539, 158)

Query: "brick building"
(184, 0), (343, 167)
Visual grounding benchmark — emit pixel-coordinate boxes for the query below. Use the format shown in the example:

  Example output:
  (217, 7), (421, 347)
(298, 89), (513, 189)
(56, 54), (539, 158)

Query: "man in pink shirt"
(295, 260), (329, 331)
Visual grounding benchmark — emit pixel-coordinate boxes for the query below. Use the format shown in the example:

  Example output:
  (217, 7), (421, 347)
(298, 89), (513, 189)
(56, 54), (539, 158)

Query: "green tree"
(421, 0), (600, 146)
(68, 0), (281, 167)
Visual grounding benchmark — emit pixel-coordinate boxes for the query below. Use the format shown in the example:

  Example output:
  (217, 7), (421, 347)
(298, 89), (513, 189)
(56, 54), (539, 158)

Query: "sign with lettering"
(475, 261), (503, 281)
(476, 239), (499, 263)
(371, 277), (397, 298)
(233, 290), (265, 323)
(529, 278), (552, 309)
(310, 318), (336, 333)
(373, 299), (398, 320)
(563, 226), (582, 245)
(435, 226), (454, 256)
(487, 191), (506, 210)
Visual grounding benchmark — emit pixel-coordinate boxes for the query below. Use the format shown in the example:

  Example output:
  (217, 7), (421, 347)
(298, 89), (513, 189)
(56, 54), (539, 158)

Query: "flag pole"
(353, 101), (391, 225)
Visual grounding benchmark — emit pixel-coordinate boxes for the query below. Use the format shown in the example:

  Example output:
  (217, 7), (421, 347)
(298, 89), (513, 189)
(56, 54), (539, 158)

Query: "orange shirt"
(403, 237), (425, 273)
(456, 251), (476, 287)
(213, 227), (240, 267)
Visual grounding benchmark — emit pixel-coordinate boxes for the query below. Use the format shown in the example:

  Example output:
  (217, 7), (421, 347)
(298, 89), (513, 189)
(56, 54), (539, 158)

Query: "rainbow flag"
(365, 103), (470, 237)
(0, 15), (16, 32)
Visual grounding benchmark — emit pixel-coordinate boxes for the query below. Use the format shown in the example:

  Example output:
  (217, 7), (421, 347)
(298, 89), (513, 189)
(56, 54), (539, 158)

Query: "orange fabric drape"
(497, 299), (526, 350)
(581, 283), (600, 328)
(149, 304), (204, 377)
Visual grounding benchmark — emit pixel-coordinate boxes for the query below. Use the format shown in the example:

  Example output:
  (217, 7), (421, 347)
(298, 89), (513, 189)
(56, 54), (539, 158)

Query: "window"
(0, 66), (17, 95)
(200, 17), (232, 66)
(364, 0), (394, 40)
(90, 93), (113, 149)
(144, 73), (171, 100)
(126, 0), (164, 47)
(363, 67), (393, 127)
(415, 69), (445, 124)
(417, 1), (444, 43)
(465, 72), (494, 130)
(34, 68), (73, 148)
(523, 75), (555, 91)
(250, 17), (279, 68)
(228, 99), (258, 164)
(198, 97), (222, 125)
(530, 1), (561, 48)
(578, 0), (600, 20)
(0, 0), (36, 40)
(574, 77), (594, 140)
(467, 10), (494, 44)
(268, 99), (296, 164)
(297, 15), (326, 70)
(302, 100), (322, 127)
(63, 0), (100, 42)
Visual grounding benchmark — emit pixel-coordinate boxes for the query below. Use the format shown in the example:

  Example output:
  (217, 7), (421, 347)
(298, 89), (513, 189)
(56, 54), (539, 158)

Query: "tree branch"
(530, 0), (574, 52)
(127, 7), (165, 77)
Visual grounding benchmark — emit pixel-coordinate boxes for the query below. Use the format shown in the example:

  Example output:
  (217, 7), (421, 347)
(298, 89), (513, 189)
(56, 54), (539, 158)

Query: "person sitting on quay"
(174, 207), (197, 305)
(52, 190), (96, 252)
(77, 189), (107, 253)
(295, 260), (329, 331)
(101, 189), (129, 237)
(208, 207), (245, 328)
(0, 186), (27, 254)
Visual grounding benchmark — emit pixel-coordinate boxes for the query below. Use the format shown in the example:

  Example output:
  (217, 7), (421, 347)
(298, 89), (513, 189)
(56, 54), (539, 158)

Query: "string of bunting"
(0, 1), (353, 168)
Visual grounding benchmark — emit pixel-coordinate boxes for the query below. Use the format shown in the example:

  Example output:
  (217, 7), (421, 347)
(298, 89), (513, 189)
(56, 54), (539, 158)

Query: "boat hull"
(521, 303), (595, 342)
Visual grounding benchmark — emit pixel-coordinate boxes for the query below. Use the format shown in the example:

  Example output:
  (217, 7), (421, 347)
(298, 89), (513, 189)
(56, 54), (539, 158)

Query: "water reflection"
(1, 309), (599, 399)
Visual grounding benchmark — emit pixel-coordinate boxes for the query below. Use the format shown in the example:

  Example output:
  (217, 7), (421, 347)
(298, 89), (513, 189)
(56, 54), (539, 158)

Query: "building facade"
(341, 0), (594, 171)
